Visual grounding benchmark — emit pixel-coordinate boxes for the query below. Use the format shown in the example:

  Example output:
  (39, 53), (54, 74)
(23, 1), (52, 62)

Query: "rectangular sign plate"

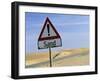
(38, 38), (62, 49)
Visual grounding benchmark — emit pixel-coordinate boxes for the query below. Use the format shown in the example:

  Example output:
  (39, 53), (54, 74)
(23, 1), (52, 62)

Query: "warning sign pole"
(38, 17), (62, 67)
(49, 46), (52, 67)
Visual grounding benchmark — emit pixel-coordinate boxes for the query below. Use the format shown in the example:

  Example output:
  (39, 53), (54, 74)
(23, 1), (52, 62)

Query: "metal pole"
(49, 47), (52, 67)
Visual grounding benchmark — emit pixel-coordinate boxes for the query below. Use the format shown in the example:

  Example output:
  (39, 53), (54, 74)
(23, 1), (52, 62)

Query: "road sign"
(38, 17), (62, 67)
(38, 17), (62, 49)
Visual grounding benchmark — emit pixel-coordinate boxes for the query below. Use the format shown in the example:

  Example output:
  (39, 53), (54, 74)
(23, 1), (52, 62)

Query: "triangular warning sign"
(38, 17), (61, 41)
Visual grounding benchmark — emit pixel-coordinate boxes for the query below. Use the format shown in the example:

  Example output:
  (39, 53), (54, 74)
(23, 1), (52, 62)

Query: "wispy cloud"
(55, 22), (89, 27)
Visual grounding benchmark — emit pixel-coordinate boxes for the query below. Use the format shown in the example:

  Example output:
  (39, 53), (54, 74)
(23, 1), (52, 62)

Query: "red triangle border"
(38, 17), (61, 41)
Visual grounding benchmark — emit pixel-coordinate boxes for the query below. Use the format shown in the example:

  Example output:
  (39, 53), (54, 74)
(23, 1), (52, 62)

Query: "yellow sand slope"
(26, 48), (89, 68)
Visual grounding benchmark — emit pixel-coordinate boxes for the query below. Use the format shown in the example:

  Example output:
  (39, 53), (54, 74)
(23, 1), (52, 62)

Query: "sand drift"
(25, 48), (89, 68)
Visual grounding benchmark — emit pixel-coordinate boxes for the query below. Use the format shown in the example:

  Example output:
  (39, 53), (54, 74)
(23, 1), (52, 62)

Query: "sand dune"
(25, 48), (89, 68)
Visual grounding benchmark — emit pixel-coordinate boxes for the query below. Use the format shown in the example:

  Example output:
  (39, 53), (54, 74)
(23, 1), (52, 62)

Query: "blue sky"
(25, 12), (89, 54)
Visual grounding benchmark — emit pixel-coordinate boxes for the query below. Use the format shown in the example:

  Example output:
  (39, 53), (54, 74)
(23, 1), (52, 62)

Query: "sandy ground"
(25, 48), (89, 68)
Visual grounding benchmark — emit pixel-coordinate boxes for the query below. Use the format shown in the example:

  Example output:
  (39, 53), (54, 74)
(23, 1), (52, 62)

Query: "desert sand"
(25, 48), (89, 68)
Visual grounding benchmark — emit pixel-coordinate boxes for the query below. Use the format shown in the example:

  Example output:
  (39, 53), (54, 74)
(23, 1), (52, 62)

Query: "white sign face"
(38, 39), (62, 49)
(41, 22), (57, 38)
(38, 17), (62, 49)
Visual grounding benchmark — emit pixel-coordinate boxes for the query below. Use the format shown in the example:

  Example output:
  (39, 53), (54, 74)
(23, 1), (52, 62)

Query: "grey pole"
(49, 47), (52, 67)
